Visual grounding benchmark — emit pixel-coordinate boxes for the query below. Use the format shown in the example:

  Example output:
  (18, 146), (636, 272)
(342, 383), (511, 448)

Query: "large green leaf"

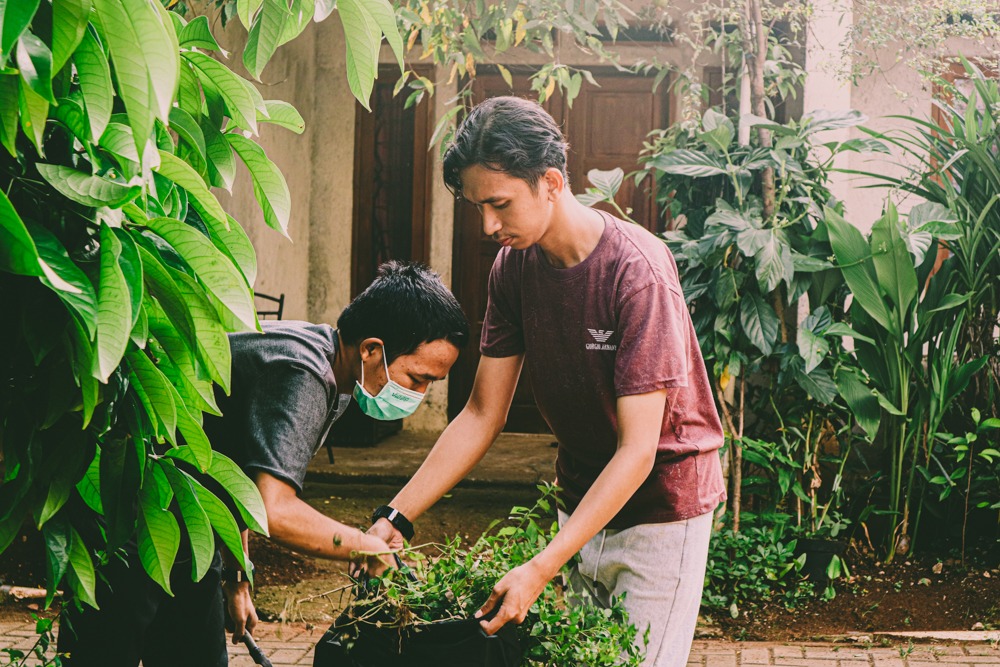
(74, 27), (113, 143)
(0, 0), (40, 62)
(51, 0), (91, 72)
(739, 291), (779, 356)
(95, 225), (131, 382)
(127, 346), (179, 440)
(214, 214), (257, 288)
(0, 73), (18, 156)
(0, 188), (44, 276)
(155, 150), (228, 228)
(259, 100), (304, 134)
(797, 328), (829, 375)
(146, 299), (219, 414)
(177, 59), (202, 117)
(869, 204), (918, 328)
(237, 0), (264, 29)
(794, 365), (838, 404)
(834, 367), (880, 441)
(169, 107), (207, 164)
(168, 448), (267, 535)
(183, 51), (258, 133)
(359, 0), (404, 72)
(17, 79), (48, 155)
(66, 527), (99, 609)
(167, 266), (233, 392)
(277, 0), (313, 46)
(42, 518), (70, 607)
(178, 15), (225, 53)
(227, 134), (291, 236)
(137, 476), (181, 595)
(189, 475), (253, 582)
(52, 94), (90, 142)
(146, 217), (257, 330)
(648, 149), (728, 178)
(825, 207), (895, 335)
(17, 32), (55, 104)
(113, 228), (144, 328)
(29, 223), (98, 337)
(99, 122), (140, 166)
(38, 163), (140, 208)
(243, 0), (291, 80)
(754, 230), (794, 293)
(161, 463), (215, 581)
(337, 0), (380, 109)
(202, 119), (236, 191)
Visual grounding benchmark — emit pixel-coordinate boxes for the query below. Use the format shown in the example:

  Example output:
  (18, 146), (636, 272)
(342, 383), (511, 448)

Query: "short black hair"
(337, 261), (469, 362)
(443, 96), (569, 197)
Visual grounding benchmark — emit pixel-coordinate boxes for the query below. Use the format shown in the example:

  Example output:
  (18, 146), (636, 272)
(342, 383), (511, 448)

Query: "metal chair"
(255, 292), (285, 320)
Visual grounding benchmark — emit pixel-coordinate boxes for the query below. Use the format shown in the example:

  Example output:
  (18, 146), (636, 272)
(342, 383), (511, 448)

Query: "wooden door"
(449, 69), (671, 431)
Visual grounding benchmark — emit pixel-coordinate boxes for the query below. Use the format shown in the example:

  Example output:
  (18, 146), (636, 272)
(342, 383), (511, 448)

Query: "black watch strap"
(372, 505), (414, 541)
(221, 561), (254, 584)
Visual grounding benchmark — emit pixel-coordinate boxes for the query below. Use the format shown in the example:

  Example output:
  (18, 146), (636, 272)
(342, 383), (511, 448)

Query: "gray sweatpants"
(559, 510), (714, 667)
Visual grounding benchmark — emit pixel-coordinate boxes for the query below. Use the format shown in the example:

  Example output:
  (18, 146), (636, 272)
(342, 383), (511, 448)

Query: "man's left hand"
(475, 559), (552, 635)
(223, 581), (258, 644)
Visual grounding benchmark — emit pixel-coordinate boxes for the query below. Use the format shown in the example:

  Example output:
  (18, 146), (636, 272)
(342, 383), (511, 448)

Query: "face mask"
(353, 347), (425, 420)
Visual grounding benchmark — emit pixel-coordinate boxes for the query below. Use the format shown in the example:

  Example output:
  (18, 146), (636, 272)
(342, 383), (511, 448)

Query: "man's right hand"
(367, 517), (405, 550)
(352, 533), (393, 577)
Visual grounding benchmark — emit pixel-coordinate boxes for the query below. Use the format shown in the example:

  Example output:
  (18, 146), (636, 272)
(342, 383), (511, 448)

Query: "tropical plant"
(0, 0), (400, 609)
(340, 485), (645, 667)
(825, 203), (986, 562)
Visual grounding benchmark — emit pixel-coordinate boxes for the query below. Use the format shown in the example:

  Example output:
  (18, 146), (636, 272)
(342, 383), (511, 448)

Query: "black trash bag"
(313, 609), (522, 667)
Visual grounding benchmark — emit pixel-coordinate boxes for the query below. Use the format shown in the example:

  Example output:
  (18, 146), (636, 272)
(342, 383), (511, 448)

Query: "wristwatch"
(221, 561), (254, 584)
(372, 505), (414, 542)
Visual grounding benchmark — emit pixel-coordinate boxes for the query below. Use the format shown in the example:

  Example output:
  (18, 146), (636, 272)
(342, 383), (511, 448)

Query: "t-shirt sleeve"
(480, 252), (525, 358)
(240, 366), (330, 493)
(615, 282), (691, 396)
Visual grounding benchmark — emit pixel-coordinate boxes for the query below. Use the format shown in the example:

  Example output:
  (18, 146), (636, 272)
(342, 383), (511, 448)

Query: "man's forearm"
(534, 444), (656, 577)
(269, 497), (378, 560)
(389, 405), (503, 521)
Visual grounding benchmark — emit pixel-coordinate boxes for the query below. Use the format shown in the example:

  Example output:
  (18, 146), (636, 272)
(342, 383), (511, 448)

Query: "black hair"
(337, 261), (469, 363)
(443, 96), (569, 197)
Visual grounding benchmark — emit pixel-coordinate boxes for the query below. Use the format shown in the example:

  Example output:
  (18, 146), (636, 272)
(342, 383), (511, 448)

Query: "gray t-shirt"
(204, 321), (350, 493)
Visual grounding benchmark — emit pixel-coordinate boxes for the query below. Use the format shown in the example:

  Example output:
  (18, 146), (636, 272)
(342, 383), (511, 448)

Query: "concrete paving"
(1, 620), (998, 666)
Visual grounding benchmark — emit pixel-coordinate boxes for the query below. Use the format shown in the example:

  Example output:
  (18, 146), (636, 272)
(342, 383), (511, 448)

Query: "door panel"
(449, 70), (670, 432)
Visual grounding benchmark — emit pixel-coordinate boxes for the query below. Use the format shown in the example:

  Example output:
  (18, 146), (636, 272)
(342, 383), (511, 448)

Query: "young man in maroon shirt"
(369, 96), (726, 666)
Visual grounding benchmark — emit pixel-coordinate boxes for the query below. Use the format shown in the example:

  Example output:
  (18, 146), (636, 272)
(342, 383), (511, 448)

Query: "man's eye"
(495, 202), (509, 210)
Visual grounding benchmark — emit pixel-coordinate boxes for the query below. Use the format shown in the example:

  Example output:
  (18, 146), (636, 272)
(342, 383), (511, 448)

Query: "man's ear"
(542, 167), (565, 200)
(358, 337), (385, 361)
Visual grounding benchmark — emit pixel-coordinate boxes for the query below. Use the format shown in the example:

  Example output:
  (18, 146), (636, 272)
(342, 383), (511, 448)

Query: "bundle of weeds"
(342, 484), (645, 666)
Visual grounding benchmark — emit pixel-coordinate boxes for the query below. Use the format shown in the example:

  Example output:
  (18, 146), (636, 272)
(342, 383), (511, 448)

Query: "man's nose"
(481, 208), (502, 237)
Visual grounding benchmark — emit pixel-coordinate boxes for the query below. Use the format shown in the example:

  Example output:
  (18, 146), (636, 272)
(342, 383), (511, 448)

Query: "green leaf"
(226, 134), (291, 236)
(94, 224), (131, 382)
(138, 477), (181, 595)
(17, 32), (55, 104)
(155, 150), (229, 229)
(649, 149), (727, 177)
(51, 0), (91, 72)
(791, 253), (833, 273)
(74, 27), (113, 143)
(168, 448), (267, 535)
(113, 228), (144, 328)
(178, 15), (226, 54)
(797, 328), (829, 374)
(29, 223), (98, 337)
(76, 450), (103, 514)
(147, 307), (219, 417)
(870, 204), (917, 323)
(0, 73), (18, 157)
(52, 94), (90, 142)
(277, 0), (313, 46)
(168, 267), (232, 392)
(259, 100), (304, 133)
(17, 79), (48, 155)
(99, 122), (140, 168)
(189, 475), (253, 582)
(754, 231), (794, 293)
(183, 51), (258, 134)
(0, 188), (44, 276)
(213, 214), (258, 287)
(146, 217), (257, 330)
(243, 0), (291, 80)
(168, 107), (207, 166)
(237, 0), (264, 29)
(586, 167), (623, 199)
(360, 0), (405, 73)
(67, 527), (98, 609)
(37, 164), (140, 208)
(42, 518), (71, 607)
(202, 119), (236, 190)
(161, 463), (215, 581)
(739, 292), (779, 356)
(1, 0), (39, 62)
(177, 60), (202, 117)
(822, 322), (876, 346)
(337, 0), (380, 109)
(825, 207), (895, 335)
(795, 366), (838, 404)
(127, 347), (179, 440)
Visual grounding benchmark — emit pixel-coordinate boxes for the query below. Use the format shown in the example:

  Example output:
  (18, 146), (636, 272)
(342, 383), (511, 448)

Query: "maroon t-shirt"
(481, 213), (726, 528)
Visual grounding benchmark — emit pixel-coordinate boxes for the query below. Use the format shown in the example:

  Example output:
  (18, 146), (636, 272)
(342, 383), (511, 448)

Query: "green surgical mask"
(353, 347), (425, 420)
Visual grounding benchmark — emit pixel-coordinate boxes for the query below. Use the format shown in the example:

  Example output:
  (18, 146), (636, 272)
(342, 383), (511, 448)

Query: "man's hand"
(367, 517), (405, 550)
(475, 558), (553, 635)
(350, 533), (393, 578)
(223, 581), (258, 644)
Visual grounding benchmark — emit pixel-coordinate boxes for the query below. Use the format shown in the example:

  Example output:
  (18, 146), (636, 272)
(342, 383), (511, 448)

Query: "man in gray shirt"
(58, 261), (469, 667)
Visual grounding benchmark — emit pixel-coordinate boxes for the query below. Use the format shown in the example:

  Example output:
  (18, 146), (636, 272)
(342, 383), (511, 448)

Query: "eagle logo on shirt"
(586, 329), (616, 350)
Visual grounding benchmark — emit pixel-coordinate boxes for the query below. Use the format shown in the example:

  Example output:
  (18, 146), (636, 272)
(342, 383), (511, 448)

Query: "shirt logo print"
(586, 329), (617, 351)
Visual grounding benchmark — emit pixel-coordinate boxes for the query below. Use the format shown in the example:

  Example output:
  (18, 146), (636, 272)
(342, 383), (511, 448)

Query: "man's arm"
(477, 388), (668, 634)
(221, 530), (257, 644)
(370, 355), (523, 546)
(254, 472), (389, 569)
